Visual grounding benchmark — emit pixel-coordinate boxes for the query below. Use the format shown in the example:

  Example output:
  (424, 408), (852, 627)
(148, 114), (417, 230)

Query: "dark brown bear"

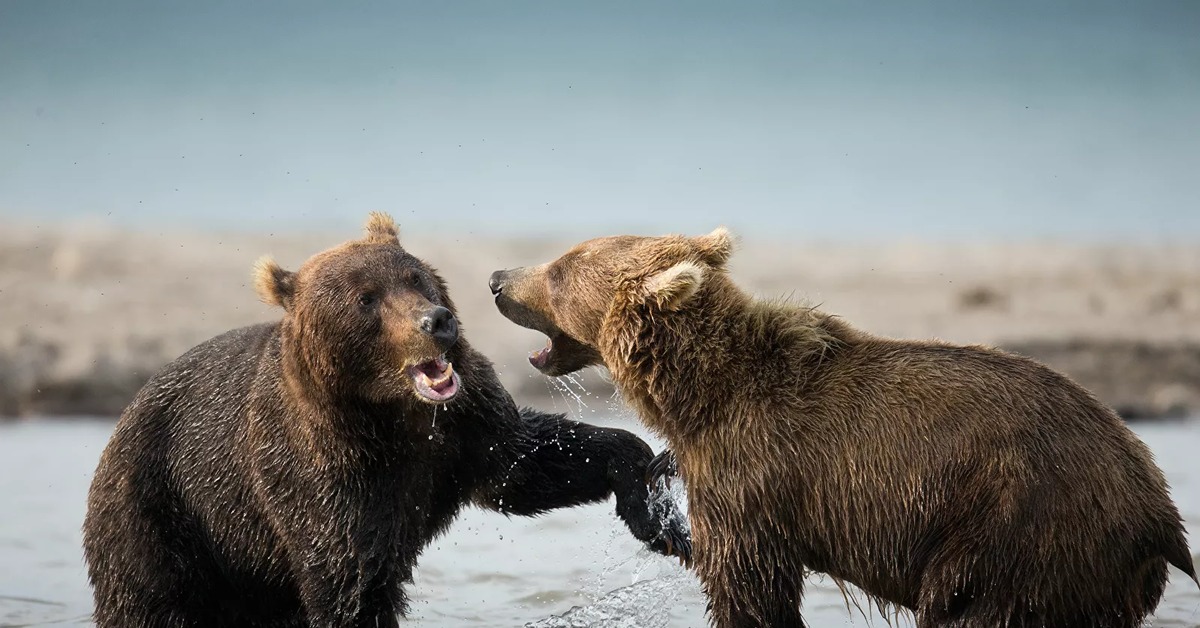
(489, 228), (1198, 628)
(83, 213), (689, 627)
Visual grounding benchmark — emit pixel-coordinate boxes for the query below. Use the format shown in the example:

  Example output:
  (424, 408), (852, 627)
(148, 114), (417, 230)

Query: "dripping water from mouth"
(552, 375), (589, 415)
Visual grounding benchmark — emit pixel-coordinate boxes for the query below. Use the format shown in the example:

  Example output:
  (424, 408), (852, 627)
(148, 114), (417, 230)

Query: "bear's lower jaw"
(408, 356), (461, 403)
(529, 337), (553, 370)
(526, 333), (601, 377)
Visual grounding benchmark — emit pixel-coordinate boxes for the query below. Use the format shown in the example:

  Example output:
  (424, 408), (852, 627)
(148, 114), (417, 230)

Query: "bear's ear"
(693, 226), (735, 267)
(253, 256), (296, 309)
(364, 211), (400, 245)
(644, 261), (705, 311)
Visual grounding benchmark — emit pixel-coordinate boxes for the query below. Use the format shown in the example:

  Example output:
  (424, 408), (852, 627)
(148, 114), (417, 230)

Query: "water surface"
(2, 418), (1197, 627)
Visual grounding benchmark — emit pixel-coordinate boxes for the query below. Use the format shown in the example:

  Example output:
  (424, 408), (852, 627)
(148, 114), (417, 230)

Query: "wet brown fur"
(491, 229), (1198, 628)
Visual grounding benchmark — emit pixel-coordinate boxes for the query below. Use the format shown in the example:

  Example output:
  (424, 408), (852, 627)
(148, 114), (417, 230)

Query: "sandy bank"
(2, 225), (1198, 420)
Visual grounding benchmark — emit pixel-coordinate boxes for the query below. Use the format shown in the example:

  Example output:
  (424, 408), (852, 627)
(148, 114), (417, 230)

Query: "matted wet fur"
(83, 213), (690, 627)
(490, 229), (1198, 628)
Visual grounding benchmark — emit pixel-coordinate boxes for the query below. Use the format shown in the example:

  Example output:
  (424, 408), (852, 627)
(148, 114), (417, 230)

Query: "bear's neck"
(278, 322), (348, 407)
(274, 324), (436, 447)
(600, 273), (848, 444)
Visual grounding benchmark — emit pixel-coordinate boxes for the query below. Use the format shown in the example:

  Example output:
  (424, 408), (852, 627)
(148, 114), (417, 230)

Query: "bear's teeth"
(431, 362), (455, 386)
(529, 338), (552, 360)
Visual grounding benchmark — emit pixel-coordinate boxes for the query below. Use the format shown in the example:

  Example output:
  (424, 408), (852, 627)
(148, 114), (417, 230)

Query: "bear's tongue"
(529, 338), (552, 369)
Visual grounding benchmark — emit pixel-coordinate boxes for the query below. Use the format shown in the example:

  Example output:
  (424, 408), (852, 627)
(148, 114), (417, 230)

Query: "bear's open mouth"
(524, 332), (599, 376)
(407, 355), (460, 403)
(529, 337), (554, 371)
(492, 292), (600, 376)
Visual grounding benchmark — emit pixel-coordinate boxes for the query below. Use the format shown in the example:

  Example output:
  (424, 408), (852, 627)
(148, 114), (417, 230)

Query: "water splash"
(524, 572), (693, 628)
(650, 475), (691, 537)
(519, 371), (699, 627)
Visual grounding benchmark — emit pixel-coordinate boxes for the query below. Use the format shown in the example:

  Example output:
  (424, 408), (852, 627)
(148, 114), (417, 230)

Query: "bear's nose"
(488, 271), (506, 296)
(420, 306), (459, 349)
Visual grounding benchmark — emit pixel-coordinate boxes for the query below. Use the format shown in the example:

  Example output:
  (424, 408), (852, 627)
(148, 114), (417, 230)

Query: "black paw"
(642, 474), (692, 567)
(616, 447), (692, 567)
(646, 512), (693, 567)
(645, 449), (679, 488)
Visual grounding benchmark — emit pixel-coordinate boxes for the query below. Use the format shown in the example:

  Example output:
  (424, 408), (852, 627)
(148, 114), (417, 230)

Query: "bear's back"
(780, 337), (1190, 608)
(84, 323), (301, 623)
(108, 322), (278, 464)
(803, 338), (1163, 510)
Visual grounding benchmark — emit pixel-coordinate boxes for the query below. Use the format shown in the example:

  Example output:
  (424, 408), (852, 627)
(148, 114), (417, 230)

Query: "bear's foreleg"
(255, 458), (407, 627)
(699, 547), (807, 628)
(473, 407), (692, 563)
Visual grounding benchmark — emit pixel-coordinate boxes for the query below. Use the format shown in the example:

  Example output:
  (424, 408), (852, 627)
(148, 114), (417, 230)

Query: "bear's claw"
(648, 520), (693, 567)
(645, 449), (679, 488)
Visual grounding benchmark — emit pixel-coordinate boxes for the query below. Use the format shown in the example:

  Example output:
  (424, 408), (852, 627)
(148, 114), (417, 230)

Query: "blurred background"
(1, 1), (1198, 626)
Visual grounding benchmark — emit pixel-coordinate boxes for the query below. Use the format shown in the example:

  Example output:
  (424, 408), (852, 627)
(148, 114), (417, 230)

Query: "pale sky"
(2, 1), (1197, 239)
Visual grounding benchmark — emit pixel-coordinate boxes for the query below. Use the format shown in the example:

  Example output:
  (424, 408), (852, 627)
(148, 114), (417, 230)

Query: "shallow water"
(1, 417), (1198, 627)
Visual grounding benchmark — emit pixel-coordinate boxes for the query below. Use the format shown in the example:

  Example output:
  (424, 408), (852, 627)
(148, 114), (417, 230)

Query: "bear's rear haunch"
(490, 228), (1198, 628)
(82, 213), (690, 627)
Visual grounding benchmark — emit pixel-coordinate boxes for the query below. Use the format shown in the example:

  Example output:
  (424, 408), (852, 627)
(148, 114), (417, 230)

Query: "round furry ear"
(644, 261), (705, 311)
(253, 256), (296, 309)
(364, 211), (400, 245)
(694, 226), (735, 267)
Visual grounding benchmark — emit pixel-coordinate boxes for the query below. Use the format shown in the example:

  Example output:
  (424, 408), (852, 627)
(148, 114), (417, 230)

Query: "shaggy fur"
(83, 214), (690, 627)
(490, 229), (1197, 628)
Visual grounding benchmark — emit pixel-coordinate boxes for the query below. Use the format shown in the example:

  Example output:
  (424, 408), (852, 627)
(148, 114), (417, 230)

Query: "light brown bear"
(489, 229), (1197, 628)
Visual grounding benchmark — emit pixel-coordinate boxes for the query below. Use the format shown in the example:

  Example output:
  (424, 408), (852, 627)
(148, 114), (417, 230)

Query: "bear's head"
(489, 228), (734, 376)
(256, 212), (463, 405)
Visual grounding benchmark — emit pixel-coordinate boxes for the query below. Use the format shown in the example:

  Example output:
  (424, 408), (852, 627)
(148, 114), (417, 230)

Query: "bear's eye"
(357, 292), (377, 308)
(405, 270), (424, 289)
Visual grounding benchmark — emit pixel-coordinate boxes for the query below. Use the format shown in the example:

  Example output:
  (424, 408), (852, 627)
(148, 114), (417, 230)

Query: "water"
(2, 419), (1198, 627)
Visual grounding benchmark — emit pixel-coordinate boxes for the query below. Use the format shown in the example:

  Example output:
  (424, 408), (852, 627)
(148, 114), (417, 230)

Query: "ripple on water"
(513, 589), (578, 606)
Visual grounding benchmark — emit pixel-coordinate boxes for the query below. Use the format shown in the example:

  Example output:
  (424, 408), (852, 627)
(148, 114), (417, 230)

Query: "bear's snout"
(419, 306), (459, 350)
(488, 270), (508, 295)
